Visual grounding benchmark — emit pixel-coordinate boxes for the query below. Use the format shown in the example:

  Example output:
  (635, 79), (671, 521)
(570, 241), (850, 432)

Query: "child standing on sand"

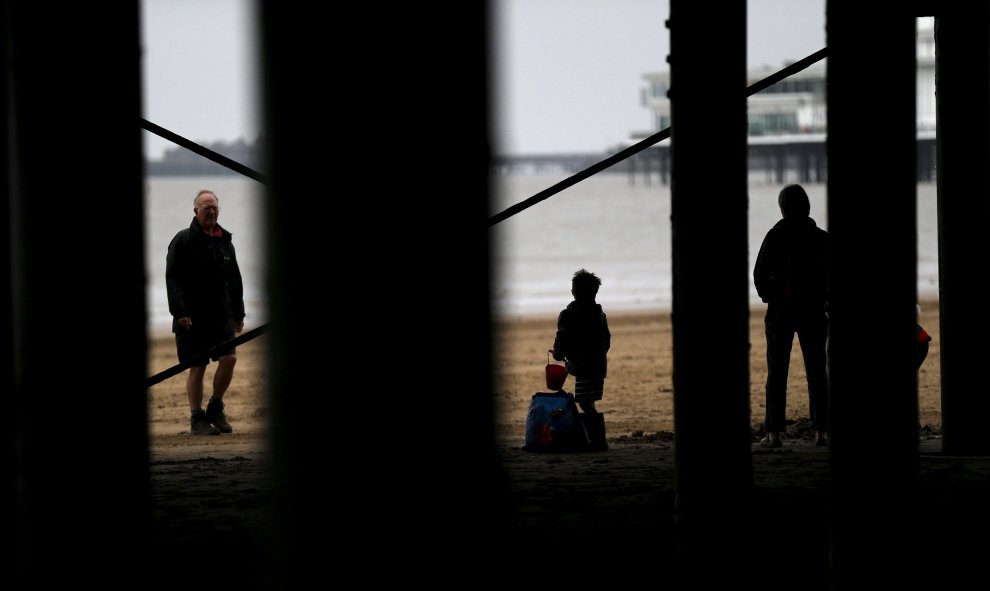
(551, 268), (611, 451)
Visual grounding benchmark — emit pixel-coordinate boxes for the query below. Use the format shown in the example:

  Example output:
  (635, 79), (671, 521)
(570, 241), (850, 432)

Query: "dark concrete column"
(0, 3), (12, 582)
(925, 9), (990, 583)
(935, 10), (990, 455)
(258, 2), (501, 585)
(668, 1), (752, 583)
(825, 4), (919, 587)
(6, 3), (150, 585)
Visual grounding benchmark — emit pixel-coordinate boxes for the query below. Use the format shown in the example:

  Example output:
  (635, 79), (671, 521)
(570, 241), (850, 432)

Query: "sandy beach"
(491, 299), (943, 440)
(145, 298), (942, 443)
(145, 300), (962, 587)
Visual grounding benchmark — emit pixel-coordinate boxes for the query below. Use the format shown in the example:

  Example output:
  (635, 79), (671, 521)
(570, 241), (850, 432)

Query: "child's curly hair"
(572, 268), (602, 300)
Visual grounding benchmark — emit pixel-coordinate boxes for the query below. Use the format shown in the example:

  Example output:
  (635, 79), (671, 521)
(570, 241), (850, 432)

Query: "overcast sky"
(140, 0), (825, 160)
(493, 0), (827, 156)
(140, 0), (259, 161)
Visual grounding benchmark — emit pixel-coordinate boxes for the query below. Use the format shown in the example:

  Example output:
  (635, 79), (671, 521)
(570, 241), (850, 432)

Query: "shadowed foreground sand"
(146, 301), (990, 587)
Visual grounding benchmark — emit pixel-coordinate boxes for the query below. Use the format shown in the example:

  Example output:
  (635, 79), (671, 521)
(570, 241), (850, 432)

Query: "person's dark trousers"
(764, 305), (829, 433)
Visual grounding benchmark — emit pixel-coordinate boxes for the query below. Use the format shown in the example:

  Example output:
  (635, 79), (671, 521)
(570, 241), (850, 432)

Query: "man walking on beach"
(166, 189), (245, 436)
(754, 184), (829, 448)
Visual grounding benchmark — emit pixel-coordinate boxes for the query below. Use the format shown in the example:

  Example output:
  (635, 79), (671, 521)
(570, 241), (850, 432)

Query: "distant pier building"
(626, 17), (937, 185)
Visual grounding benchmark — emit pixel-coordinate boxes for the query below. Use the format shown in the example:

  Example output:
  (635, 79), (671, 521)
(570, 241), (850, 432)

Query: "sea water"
(144, 172), (940, 333)
(489, 170), (940, 318)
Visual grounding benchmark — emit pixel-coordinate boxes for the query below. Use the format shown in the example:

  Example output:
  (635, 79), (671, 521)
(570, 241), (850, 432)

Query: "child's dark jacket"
(551, 300), (610, 379)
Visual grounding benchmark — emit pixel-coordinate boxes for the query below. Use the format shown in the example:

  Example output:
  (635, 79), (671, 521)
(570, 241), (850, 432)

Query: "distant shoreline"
(493, 294), (940, 323)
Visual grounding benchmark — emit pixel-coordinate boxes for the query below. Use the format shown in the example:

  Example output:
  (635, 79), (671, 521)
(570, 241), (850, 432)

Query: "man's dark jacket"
(166, 218), (245, 333)
(753, 216), (829, 313)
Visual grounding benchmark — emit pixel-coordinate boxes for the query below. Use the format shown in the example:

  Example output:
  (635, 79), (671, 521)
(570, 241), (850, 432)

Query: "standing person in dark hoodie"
(552, 268), (611, 451)
(754, 184), (830, 448)
(166, 189), (246, 436)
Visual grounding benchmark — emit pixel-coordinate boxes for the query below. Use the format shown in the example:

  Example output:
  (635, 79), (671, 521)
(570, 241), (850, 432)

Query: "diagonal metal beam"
(487, 47), (829, 227)
(141, 118), (269, 184)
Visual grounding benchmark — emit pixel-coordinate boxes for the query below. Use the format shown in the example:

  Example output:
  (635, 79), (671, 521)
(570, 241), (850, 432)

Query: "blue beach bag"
(522, 390), (590, 453)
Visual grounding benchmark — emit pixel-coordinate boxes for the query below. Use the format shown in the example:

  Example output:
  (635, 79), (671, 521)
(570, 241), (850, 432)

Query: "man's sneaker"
(191, 411), (220, 436)
(205, 398), (233, 433)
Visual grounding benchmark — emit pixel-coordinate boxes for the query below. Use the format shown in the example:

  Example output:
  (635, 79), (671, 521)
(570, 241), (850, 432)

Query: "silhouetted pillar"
(668, 1), (752, 583)
(259, 2), (502, 585)
(6, 3), (150, 585)
(935, 10), (990, 455)
(925, 10), (990, 584)
(826, 5), (919, 587)
(0, 3), (12, 582)
(917, 139), (933, 182)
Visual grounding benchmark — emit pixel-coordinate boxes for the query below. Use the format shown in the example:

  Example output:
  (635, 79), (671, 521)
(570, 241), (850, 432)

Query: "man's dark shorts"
(175, 321), (236, 366)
